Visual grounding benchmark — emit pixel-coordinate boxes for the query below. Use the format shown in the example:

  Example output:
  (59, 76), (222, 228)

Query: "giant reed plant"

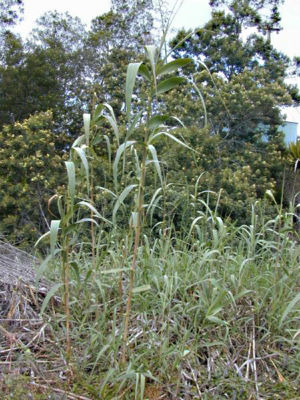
(35, 44), (197, 364)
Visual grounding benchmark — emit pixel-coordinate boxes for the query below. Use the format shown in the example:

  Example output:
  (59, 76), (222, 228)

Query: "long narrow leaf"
(140, 374), (145, 400)
(190, 80), (207, 126)
(103, 135), (112, 167)
(189, 215), (204, 237)
(96, 186), (117, 198)
(157, 58), (191, 77)
(156, 77), (185, 95)
(171, 116), (185, 128)
(34, 230), (50, 248)
(150, 131), (194, 151)
(57, 195), (64, 219)
(133, 147), (141, 178)
(72, 135), (85, 148)
(148, 115), (169, 131)
(101, 103), (119, 146)
(149, 195), (162, 225)
(132, 284), (151, 294)
(73, 146), (89, 184)
(113, 184), (137, 225)
(131, 211), (138, 228)
(206, 315), (228, 326)
(103, 103), (119, 143)
(100, 267), (130, 275)
(76, 217), (99, 226)
(78, 201), (112, 225)
(147, 144), (163, 185)
(65, 161), (76, 206)
(127, 110), (143, 139)
(125, 62), (142, 119)
(279, 292), (300, 328)
(138, 64), (151, 81)
(50, 220), (60, 257)
(113, 141), (136, 190)
(104, 115), (120, 145)
(122, 111), (143, 177)
(83, 113), (91, 146)
(146, 187), (162, 215)
(145, 45), (156, 79)
(92, 103), (104, 123)
(41, 283), (63, 314)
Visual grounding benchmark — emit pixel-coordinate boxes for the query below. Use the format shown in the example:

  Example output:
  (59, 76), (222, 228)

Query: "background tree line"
(0, 0), (299, 247)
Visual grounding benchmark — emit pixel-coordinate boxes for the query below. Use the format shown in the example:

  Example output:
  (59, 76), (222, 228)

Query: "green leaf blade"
(113, 184), (137, 225)
(50, 220), (61, 257)
(156, 77), (185, 95)
(125, 62), (143, 119)
(113, 141), (136, 190)
(40, 283), (63, 314)
(83, 113), (91, 146)
(148, 115), (169, 131)
(65, 161), (76, 206)
(157, 58), (191, 77)
(147, 144), (163, 185)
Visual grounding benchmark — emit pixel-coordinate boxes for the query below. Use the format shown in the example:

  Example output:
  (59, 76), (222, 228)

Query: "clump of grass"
(29, 196), (300, 398)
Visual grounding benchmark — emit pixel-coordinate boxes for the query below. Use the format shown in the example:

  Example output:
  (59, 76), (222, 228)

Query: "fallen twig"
(29, 382), (92, 400)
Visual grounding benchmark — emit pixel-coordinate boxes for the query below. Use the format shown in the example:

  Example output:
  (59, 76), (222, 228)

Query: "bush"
(0, 111), (68, 248)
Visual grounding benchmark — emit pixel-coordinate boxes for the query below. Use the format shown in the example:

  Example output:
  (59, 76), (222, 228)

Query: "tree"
(27, 11), (88, 133)
(111, 0), (154, 48)
(169, 0), (294, 142)
(0, 112), (68, 247)
(0, 0), (23, 53)
(0, 0), (23, 32)
(0, 0), (23, 66)
(146, 0), (296, 223)
(85, 0), (154, 116)
(0, 31), (25, 125)
(158, 126), (286, 226)
(209, 0), (283, 35)
(0, 11), (87, 132)
(0, 3), (155, 130)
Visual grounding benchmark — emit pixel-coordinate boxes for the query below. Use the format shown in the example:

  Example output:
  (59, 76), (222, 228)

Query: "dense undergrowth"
(2, 203), (300, 399)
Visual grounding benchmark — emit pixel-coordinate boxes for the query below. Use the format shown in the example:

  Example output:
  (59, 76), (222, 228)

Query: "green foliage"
(28, 208), (300, 398)
(85, 1), (154, 119)
(289, 141), (300, 163)
(0, 0), (23, 31)
(157, 127), (286, 226)
(209, 0), (283, 34)
(0, 111), (68, 246)
(0, 11), (87, 133)
(170, 0), (294, 142)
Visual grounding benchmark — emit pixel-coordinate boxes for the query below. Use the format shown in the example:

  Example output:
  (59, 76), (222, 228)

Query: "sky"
(15, 0), (300, 61)
(13, 0), (300, 93)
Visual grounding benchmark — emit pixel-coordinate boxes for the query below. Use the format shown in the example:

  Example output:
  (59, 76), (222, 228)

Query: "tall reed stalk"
(117, 46), (193, 361)
(122, 124), (148, 363)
